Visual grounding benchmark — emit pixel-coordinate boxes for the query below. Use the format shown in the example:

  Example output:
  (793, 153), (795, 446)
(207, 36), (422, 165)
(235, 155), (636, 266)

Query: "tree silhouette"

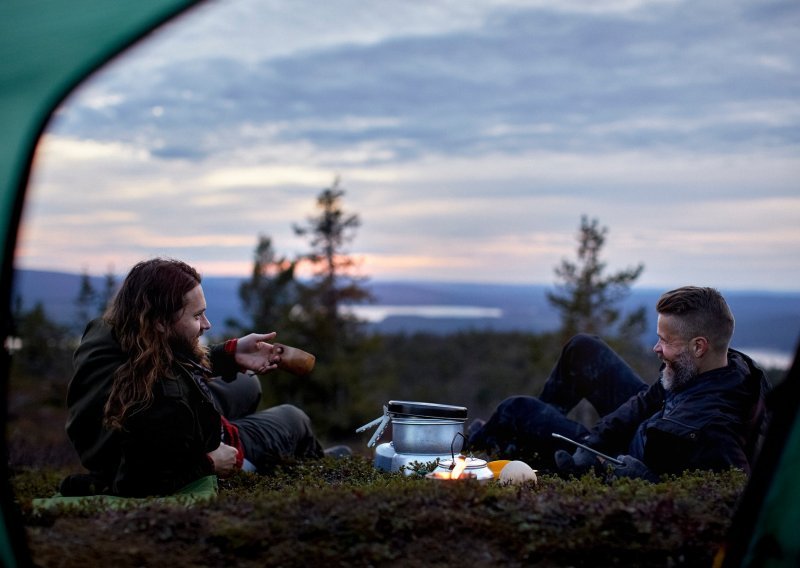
(234, 234), (298, 336)
(233, 178), (375, 439)
(12, 302), (74, 380)
(74, 269), (97, 331)
(547, 215), (646, 344)
(291, 176), (372, 358)
(283, 177), (374, 438)
(97, 266), (117, 317)
(74, 266), (117, 332)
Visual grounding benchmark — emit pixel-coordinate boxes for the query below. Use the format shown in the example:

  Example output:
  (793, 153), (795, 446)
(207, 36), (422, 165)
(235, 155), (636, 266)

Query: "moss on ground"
(12, 457), (747, 567)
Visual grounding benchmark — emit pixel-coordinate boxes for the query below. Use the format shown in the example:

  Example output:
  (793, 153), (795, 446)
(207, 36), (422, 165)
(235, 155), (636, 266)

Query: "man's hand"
(207, 442), (239, 477)
(607, 455), (659, 482)
(234, 332), (279, 374)
(554, 447), (600, 477)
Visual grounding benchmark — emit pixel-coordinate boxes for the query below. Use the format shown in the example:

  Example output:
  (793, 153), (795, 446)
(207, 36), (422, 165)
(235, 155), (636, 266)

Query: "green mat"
(32, 475), (218, 512)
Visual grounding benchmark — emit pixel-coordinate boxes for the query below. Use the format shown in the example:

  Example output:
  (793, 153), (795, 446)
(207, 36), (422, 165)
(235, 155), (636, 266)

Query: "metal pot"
(388, 400), (467, 454)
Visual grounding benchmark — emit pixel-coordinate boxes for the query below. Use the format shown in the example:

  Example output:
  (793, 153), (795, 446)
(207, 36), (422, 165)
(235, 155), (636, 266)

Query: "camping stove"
(373, 441), (457, 475)
(356, 400), (468, 475)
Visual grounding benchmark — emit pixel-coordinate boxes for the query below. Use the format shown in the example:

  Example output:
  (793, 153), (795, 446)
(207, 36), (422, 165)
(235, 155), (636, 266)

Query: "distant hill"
(10, 269), (247, 334)
(11, 268), (800, 361)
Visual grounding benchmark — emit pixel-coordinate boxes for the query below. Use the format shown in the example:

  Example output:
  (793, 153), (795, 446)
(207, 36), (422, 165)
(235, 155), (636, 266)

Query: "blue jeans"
(467, 334), (648, 468)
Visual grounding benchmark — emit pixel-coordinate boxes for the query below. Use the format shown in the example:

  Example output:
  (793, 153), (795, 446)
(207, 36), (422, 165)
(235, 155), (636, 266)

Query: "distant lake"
(738, 348), (794, 371)
(344, 305), (503, 322)
(343, 305), (794, 371)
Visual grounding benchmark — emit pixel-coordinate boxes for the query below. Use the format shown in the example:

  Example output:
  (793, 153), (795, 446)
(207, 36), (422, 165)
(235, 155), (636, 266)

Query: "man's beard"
(169, 331), (209, 367)
(660, 349), (699, 392)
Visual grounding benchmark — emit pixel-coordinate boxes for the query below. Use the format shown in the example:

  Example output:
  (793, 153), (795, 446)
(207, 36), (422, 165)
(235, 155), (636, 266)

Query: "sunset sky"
(15, 0), (800, 291)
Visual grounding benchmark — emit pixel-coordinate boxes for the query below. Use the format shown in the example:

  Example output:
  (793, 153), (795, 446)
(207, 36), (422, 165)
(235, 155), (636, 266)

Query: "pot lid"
(438, 457), (488, 469)
(387, 400), (468, 420)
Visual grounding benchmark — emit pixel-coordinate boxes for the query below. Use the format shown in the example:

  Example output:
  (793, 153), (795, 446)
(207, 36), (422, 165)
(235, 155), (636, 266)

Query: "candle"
(450, 455), (468, 479)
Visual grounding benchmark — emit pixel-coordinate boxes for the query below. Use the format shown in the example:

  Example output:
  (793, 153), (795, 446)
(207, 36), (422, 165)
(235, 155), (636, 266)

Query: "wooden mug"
(274, 343), (316, 376)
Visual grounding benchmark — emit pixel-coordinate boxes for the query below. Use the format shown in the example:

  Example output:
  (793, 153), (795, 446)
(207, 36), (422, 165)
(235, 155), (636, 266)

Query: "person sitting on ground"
(467, 286), (770, 481)
(63, 257), (330, 498)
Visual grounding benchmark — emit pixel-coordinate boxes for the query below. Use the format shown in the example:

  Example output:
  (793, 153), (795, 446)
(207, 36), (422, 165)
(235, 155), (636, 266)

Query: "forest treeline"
(9, 179), (659, 458)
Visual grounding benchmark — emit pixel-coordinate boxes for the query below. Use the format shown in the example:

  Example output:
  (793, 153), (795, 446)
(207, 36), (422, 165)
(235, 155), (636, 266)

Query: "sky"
(15, 0), (800, 291)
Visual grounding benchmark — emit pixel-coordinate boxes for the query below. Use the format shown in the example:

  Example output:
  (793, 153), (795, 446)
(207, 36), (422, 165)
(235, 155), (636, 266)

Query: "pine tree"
(291, 177), (372, 358)
(97, 266), (117, 316)
(547, 216), (646, 343)
(235, 234), (298, 335)
(74, 269), (97, 331)
(74, 266), (117, 332)
(287, 177), (374, 438)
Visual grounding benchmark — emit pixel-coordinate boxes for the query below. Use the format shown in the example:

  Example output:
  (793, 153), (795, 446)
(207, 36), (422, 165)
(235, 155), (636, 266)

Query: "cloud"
(201, 165), (332, 189)
(16, 0), (800, 292)
(53, 0), (800, 168)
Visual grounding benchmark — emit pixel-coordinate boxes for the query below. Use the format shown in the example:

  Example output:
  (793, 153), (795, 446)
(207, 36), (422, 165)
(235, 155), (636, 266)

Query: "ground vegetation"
(12, 458), (747, 567)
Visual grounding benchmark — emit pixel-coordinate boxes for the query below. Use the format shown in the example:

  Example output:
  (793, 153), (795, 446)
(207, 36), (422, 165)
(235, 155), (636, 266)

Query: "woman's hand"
(234, 332), (280, 374)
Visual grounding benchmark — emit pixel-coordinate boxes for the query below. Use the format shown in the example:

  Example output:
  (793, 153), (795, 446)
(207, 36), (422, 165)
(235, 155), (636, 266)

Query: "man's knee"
(235, 372), (263, 402)
(563, 333), (607, 359)
(208, 372), (262, 418)
(496, 395), (549, 418)
(272, 404), (313, 429)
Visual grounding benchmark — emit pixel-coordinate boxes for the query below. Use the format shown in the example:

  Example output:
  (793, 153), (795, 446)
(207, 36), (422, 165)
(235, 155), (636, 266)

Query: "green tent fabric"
(742, 413), (800, 566)
(719, 341), (800, 567)
(0, 2), (202, 566)
(31, 475), (219, 513)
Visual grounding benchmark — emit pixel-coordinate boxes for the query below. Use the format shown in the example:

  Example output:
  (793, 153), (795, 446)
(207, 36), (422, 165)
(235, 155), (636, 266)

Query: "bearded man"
(63, 258), (325, 497)
(466, 286), (770, 481)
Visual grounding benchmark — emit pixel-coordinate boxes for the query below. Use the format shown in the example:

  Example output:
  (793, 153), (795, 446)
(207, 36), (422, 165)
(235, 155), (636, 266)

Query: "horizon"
(13, 265), (800, 296)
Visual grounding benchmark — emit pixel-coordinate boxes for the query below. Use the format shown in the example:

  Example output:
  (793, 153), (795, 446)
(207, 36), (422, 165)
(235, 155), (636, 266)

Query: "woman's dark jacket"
(65, 318), (240, 497)
(586, 350), (770, 476)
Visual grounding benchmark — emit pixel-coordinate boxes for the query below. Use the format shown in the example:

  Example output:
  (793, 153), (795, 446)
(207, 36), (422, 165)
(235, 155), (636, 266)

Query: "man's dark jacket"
(66, 318), (240, 497)
(586, 349), (769, 476)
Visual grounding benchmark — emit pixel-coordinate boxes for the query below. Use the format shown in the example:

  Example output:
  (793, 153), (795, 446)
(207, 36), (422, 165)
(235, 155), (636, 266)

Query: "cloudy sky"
(15, 0), (800, 291)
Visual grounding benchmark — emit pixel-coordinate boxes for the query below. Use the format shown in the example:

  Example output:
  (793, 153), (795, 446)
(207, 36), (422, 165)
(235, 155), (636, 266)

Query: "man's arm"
(642, 419), (751, 475)
(586, 381), (666, 454)
(209, 332), (280, 381)
(113, 396), (217, 497)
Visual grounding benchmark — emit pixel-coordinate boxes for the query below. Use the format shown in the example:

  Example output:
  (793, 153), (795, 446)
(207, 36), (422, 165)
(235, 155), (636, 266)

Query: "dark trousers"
(467, 334), (648, 469)
(207, 373), (323, 470)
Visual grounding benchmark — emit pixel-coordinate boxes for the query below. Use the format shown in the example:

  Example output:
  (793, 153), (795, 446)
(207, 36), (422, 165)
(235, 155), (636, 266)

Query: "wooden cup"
(274, 343), (316, 376)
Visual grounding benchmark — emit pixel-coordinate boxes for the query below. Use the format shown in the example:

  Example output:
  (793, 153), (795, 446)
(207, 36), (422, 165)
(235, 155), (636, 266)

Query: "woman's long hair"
(103, 258), (208, 430)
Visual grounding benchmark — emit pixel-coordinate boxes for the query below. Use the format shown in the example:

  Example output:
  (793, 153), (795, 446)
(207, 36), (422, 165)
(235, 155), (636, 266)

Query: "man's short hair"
(656, 286), (734, 351)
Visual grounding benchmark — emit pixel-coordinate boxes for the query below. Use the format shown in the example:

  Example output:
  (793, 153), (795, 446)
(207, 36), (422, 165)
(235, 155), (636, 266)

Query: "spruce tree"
(547, 215), (646, 344)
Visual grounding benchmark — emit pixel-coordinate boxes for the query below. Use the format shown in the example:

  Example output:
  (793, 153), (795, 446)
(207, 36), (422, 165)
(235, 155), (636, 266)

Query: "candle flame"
(451, 455), (468, 480)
